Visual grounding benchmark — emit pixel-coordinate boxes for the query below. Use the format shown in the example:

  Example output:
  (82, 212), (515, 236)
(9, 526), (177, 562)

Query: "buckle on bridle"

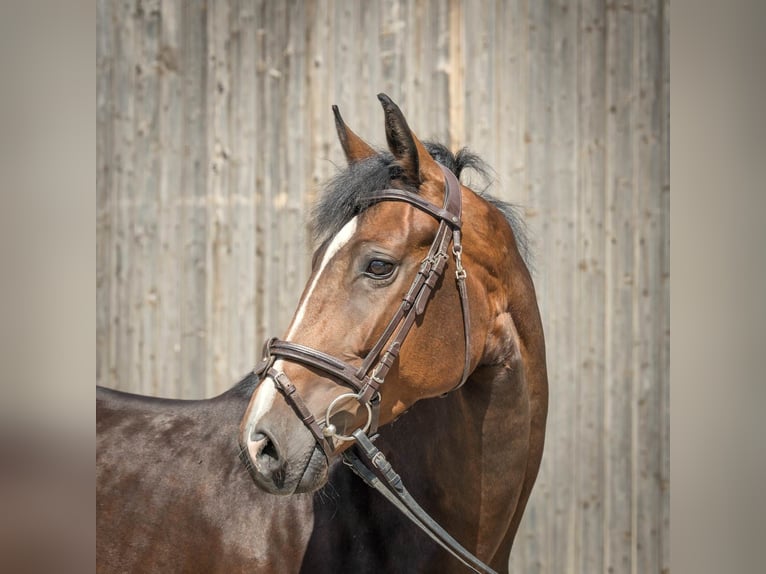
(370, 367), (385, 387)
(253, 337), (278, 378)
(452, 244), (467, 280)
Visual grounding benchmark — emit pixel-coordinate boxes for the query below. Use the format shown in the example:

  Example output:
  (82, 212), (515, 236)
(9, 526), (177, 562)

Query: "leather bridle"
(252, 163), (471, 459)
(251, 164), (497, 574)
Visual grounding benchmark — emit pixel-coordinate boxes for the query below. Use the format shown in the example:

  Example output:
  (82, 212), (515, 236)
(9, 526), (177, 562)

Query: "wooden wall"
(96, 1), (669, 572)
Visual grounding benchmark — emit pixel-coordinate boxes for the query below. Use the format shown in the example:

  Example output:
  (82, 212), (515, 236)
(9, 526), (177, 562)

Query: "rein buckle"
(453, 244), (467, 280)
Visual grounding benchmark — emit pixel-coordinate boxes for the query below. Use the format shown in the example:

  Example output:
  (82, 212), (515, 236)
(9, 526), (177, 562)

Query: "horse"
(97, 94), (548, 573)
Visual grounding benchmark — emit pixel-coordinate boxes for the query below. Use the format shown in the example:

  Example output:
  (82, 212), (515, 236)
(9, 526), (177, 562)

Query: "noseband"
(253, 163), (471, 459)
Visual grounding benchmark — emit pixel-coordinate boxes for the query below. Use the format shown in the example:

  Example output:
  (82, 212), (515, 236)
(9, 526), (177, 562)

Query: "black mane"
(312, 142), (532, 267)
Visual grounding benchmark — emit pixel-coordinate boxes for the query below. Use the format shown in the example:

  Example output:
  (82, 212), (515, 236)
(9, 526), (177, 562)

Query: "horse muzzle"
(241, 366), (377, 494)
(241, 404), (329, 495)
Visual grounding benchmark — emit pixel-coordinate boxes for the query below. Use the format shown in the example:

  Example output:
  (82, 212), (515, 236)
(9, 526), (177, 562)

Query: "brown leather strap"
(450, 227), (473, 390)
(356, 221), (454, 407)
(370, 189), (462, 228)
(267, 339), (368, 393)
(344, 431), (497, 574)
(356, 164), (465, 394)
(267, 367), (335, 459)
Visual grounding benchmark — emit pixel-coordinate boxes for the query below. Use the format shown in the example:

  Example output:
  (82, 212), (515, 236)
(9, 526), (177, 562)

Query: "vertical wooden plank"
(323, 0), (339, 157)
(134, 0), (163, 396)
(447, 0), (464, 149)
(404, 0), (422, 129)
(156, 0), (184, 397)
(254, 0), (269, 347)
(380, 0), (405, 102)
(604, 0), (636, 571)
(354, 0), (370, 129)
(283, 0), (312, 334)
(492, 0), (527, 207)
(574, 1), (607, 573)
(255, 0), (293, 339)
(503, 6), (548, 571)
(110, 0), (137, 394)
(461, 0), (494, 163)
(424, 0), (450, 144)
(332, 0), (357, 124)
(505, 24), (532, 569)
(178, 0), (208, 398)
(357, 0), (383, 143)
(358, 0), (383, 142)
(96, 0), (113, 389)
(634, 0), (670, 573)
(204, 0), (232, 396)
(306, 0), (336, 210)
(263, 0), (280, 337)
(227, 0), (259, 385)
(524, 1), (553, 572)
(550, 1), (579, 572)
(271, 2), (294, 336)
(659, 6), (670, 572)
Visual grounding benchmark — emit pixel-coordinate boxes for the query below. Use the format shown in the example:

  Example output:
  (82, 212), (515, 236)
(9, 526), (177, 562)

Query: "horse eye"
(365, 260), (395, 278)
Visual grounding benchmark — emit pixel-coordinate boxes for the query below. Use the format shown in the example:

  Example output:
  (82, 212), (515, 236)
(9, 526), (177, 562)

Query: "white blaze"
(286, 217), (359, 339)
(248, 217), (359, 427)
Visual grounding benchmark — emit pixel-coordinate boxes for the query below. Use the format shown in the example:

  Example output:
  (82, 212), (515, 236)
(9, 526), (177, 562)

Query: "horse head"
(240, 94), (536, 496)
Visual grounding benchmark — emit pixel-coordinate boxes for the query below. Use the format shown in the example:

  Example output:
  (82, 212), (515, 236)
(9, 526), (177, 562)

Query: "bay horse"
(97, 94), (547, 573)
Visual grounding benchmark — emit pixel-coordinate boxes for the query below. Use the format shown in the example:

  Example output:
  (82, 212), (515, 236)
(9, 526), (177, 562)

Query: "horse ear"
(377, 93), (441, 184)
(332, 105), (376, 164)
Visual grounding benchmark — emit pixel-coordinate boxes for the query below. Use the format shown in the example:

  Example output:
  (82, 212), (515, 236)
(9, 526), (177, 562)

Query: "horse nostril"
(248, 429), (282, 472)
(261, 439), (279, 462)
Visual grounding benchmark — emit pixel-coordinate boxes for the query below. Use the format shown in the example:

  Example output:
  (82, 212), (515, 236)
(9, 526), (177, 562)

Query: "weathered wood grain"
(572, 1), (608, 572)
(96, 1), (669, 571)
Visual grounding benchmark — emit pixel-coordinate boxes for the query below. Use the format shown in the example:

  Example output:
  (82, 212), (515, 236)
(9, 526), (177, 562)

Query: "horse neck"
(378, 361), (531, 562)
(375, 215), (548, 562)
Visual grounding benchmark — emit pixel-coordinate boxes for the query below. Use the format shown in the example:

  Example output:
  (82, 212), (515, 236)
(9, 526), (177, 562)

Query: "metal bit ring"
(323, 392), (373, 442)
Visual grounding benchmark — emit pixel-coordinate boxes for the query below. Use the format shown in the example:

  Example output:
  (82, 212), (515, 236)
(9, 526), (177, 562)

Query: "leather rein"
(252, 164), (497, 574)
